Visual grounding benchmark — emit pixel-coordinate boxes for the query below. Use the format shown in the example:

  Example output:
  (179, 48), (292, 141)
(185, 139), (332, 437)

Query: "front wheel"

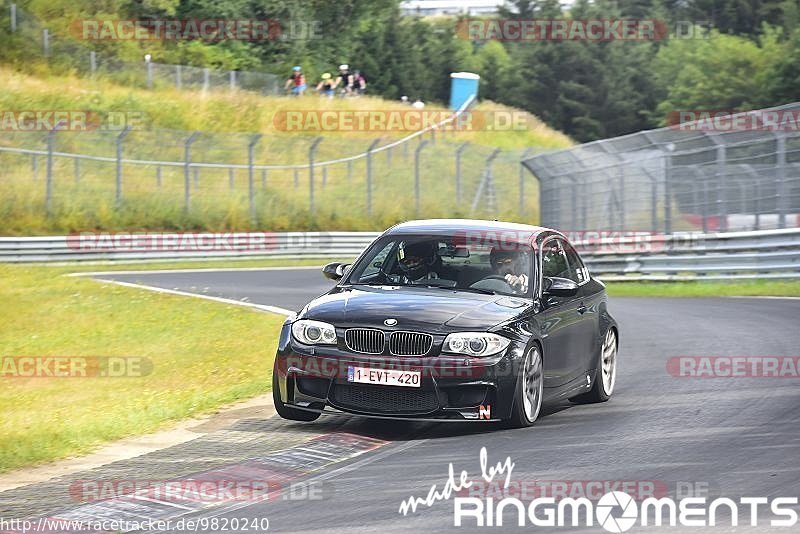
(506, 345), (544, 428)
(571, 327), (617, 404)
(272, 370), (320, 422)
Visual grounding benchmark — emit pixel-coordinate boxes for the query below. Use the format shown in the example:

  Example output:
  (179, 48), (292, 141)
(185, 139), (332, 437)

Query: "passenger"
(489, 248), (530, 293)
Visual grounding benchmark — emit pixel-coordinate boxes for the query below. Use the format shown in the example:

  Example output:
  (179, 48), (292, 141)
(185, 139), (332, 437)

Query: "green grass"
(605, 279), (800, 297)
(0, 262), (288, 472)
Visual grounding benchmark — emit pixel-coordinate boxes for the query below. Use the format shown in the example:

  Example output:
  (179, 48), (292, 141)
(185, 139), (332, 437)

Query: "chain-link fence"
(524, 103), (800, 234)
(0, 123), (540, 233)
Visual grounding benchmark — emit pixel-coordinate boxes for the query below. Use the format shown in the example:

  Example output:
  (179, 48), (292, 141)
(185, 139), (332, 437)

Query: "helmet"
(398, 241), (437, 280)
(321, 73), (331, 80)
(339, 64), (349, 71)
(292, 66), (302, 72)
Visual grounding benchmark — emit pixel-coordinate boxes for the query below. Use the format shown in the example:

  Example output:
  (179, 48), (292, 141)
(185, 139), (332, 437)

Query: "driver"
(397, 241), (439, 283)
(490, 247), (529, 294)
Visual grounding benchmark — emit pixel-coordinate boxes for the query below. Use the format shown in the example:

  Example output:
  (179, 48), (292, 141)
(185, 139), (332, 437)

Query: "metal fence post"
(776, 132), (787, 228)
(366, 138), (381, 216)
(664, 144), (674, 234)
(455, 142), (469, 204)
(89, 51), (96, 78)
(176, 65), (182, 89)
(229, 71), (236, 91)
(228, 168), (235, 190)
(519, 148), (532, 218)
(470, 149), (501, 216)
(248, 134), (262, 223)
(42, 29), (49, 57)
(414, 140), (429, 217)
(146, 60), (153, 89)
(183, 132), (200, 211)
(156, 166), (162, 188)
(309, 137), (323, 214)
(202, 68), (210, 93)
(115, 126), (132, 207)
(45, 127), (56, 215)
(715, 143), (727, 231)
(10, 3), (16, 32)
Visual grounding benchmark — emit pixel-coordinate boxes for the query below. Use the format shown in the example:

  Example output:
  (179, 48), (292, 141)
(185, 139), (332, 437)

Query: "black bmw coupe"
(273, 219), (618, 427)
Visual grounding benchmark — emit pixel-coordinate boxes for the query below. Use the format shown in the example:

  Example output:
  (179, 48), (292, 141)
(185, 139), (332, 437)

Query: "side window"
(562, 242), (588, 284)
(541, 239), (570, 279)
(358, 241), (395, 279)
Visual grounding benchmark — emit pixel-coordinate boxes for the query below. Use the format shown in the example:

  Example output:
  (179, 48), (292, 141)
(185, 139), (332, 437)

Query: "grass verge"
(0, 263), (287, 473)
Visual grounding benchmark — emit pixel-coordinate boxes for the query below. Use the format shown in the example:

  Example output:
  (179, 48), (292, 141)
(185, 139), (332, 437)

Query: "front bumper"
(273, 325), (526, 422)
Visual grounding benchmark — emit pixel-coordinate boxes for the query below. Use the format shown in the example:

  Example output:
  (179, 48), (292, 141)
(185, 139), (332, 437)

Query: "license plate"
(347, 366), (421, 388)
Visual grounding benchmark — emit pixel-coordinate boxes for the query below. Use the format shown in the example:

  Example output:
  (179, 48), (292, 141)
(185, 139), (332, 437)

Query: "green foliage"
(4, 0), (800, 142)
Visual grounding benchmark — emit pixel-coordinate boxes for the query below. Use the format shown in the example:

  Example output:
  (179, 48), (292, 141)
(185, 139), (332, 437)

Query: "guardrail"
(2, 228), (799, 281)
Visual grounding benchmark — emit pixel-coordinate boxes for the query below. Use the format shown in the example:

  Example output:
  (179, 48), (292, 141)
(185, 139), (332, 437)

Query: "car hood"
(298, 285), (530, 333)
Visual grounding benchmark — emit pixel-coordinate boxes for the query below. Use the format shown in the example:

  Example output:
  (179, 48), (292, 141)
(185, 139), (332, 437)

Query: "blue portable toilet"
(449, 72), (480, 110)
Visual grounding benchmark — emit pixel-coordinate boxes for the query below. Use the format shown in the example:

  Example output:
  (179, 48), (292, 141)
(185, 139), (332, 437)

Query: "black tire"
(506, 344), (544, 428)
(272, 370), (320, 422)
(570, 327), (617, 404)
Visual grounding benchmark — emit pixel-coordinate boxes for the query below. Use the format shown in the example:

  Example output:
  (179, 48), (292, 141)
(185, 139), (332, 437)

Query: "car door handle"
(577, 304), (587, 315)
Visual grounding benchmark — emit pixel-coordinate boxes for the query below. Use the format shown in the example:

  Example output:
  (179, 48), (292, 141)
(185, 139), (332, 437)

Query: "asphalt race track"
(12, 268), (800, 533)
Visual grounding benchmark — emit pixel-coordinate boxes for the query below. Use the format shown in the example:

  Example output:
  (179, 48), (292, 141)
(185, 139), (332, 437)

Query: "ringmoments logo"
(398, 449), (799, 530)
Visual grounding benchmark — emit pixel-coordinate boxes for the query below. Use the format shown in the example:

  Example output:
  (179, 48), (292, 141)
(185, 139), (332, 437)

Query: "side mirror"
(322, 262), (350, 281)
(542, 276), (578, 296)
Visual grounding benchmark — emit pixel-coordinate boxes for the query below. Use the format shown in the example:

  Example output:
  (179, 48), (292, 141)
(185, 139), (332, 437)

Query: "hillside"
(0, 67), (572, 234)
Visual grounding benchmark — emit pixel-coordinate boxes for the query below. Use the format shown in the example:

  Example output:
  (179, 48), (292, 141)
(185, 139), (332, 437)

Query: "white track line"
(67, 265), (321, 277)
(90, 278), (295, 317)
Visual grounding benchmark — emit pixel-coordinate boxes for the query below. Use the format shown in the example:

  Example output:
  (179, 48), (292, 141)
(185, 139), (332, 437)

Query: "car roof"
(384, 219), (560, 241)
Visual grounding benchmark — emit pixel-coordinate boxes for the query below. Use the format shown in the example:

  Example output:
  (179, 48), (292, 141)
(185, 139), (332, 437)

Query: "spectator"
(352, 70), (367, 95)
(412, 99), (425, 109)
(316, 72), (335, 98)
(284, 66), (306, 96)
(336, 64), (354, 96)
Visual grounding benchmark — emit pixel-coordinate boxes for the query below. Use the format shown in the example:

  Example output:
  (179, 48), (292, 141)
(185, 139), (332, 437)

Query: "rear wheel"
(571, 327), (617, 404)
(507, 345), (544, 428)
(272, 370), (320, 422)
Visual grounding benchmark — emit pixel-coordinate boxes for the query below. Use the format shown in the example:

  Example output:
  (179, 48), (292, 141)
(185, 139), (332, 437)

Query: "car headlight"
(291, 320), (337, 345)
(442, 333), (510, 357)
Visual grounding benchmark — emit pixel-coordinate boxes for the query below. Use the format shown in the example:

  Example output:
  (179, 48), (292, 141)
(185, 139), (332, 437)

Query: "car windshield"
(345, 234), (534, 297)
